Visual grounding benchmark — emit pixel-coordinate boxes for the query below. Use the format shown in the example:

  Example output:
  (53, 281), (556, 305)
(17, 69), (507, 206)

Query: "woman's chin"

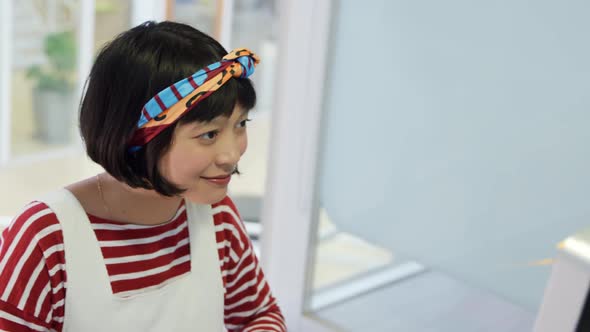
(182, 188), (228, 205)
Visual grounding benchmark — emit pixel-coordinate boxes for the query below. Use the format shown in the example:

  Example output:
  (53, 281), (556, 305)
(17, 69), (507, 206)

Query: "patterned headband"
(128, 48), (260, 152)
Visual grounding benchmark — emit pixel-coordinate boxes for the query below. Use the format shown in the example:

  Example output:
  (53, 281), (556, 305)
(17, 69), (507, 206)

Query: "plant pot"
(32, 87), (76, 144)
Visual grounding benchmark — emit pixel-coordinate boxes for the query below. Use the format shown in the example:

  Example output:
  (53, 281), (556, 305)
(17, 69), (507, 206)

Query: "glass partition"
(303, 1), (590, 331)
(10, 1), (83, 157)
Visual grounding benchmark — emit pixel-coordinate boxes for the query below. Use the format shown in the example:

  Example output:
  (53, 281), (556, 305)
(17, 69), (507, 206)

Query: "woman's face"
(158, 105), (249, 204)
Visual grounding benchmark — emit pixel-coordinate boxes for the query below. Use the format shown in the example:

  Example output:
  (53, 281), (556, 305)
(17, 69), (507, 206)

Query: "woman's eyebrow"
(237, 108), (250, 118)
(183, 121), (211, 134)
(186, 109), (249, 130)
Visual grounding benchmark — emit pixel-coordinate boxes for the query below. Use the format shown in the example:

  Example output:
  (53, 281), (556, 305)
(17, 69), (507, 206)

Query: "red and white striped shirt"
(0, 196), (286, 331)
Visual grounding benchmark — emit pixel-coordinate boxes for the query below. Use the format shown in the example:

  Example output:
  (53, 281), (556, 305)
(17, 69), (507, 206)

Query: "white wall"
(319, 0), (590, 310)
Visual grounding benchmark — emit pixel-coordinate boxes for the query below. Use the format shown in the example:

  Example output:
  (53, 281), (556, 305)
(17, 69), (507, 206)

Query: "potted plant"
(26, 30), (77, 143)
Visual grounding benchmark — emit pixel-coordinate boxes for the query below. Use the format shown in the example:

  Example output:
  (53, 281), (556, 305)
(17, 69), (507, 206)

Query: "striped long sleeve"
(213, 198), (286, 331)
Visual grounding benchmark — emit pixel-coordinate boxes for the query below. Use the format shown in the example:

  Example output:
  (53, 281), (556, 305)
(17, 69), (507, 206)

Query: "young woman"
(0, 21), (286, 331)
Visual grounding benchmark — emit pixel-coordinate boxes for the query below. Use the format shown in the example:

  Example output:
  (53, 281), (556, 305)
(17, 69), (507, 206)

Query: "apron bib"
(39, 189), (225, 332)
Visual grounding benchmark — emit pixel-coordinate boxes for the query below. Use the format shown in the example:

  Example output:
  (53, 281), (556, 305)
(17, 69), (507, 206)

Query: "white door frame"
(259, 0), (334, 331)
(0, 0), (13, 165)
(214, 0), (234, 48)
(131, 0), (167, 26)
(78, 0), (96, 96)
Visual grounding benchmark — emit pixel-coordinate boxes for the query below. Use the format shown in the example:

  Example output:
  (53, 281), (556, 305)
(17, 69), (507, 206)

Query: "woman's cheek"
(239, 135), (248, 156)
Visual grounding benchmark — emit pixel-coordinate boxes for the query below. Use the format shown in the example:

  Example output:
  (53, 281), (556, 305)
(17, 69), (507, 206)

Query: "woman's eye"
(237, 119), (251, 128)
(199, 131), (218, 140)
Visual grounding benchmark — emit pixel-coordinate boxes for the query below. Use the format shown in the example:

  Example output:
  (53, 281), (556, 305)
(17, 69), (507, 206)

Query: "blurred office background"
(1, 1), (589, 331)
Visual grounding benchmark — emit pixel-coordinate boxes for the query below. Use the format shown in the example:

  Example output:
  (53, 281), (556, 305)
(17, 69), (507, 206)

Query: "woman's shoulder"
(0, 201), (67, 331)
(210, 196), (251, 241)
(5, 201), (60, 234)
(211, 196), (242, 224)
(1, 200), (64, 260)
(1, 175), (101, 240)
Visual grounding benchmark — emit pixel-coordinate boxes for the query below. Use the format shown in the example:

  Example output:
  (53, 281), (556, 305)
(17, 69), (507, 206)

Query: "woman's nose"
(216, 137), (242, 167)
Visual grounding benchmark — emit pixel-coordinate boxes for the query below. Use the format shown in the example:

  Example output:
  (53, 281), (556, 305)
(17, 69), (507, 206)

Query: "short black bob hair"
(79, 21), (256, 196)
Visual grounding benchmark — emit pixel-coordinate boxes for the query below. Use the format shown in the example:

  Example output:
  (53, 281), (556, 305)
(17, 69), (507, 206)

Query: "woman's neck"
(97, 172), (184, 226)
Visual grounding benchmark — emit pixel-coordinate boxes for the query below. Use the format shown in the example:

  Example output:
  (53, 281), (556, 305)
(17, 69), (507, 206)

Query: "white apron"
(39, 189), (225, 332)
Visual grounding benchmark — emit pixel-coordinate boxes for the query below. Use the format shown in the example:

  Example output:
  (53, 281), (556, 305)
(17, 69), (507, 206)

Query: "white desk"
(535, 228), (590, 331)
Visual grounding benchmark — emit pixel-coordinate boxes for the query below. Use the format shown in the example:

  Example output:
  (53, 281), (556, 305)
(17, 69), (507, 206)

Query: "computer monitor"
(535, 228), (590, 332)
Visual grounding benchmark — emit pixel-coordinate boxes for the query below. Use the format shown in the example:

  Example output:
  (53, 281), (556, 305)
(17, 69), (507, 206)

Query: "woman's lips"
(201, 175), (232, 186)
